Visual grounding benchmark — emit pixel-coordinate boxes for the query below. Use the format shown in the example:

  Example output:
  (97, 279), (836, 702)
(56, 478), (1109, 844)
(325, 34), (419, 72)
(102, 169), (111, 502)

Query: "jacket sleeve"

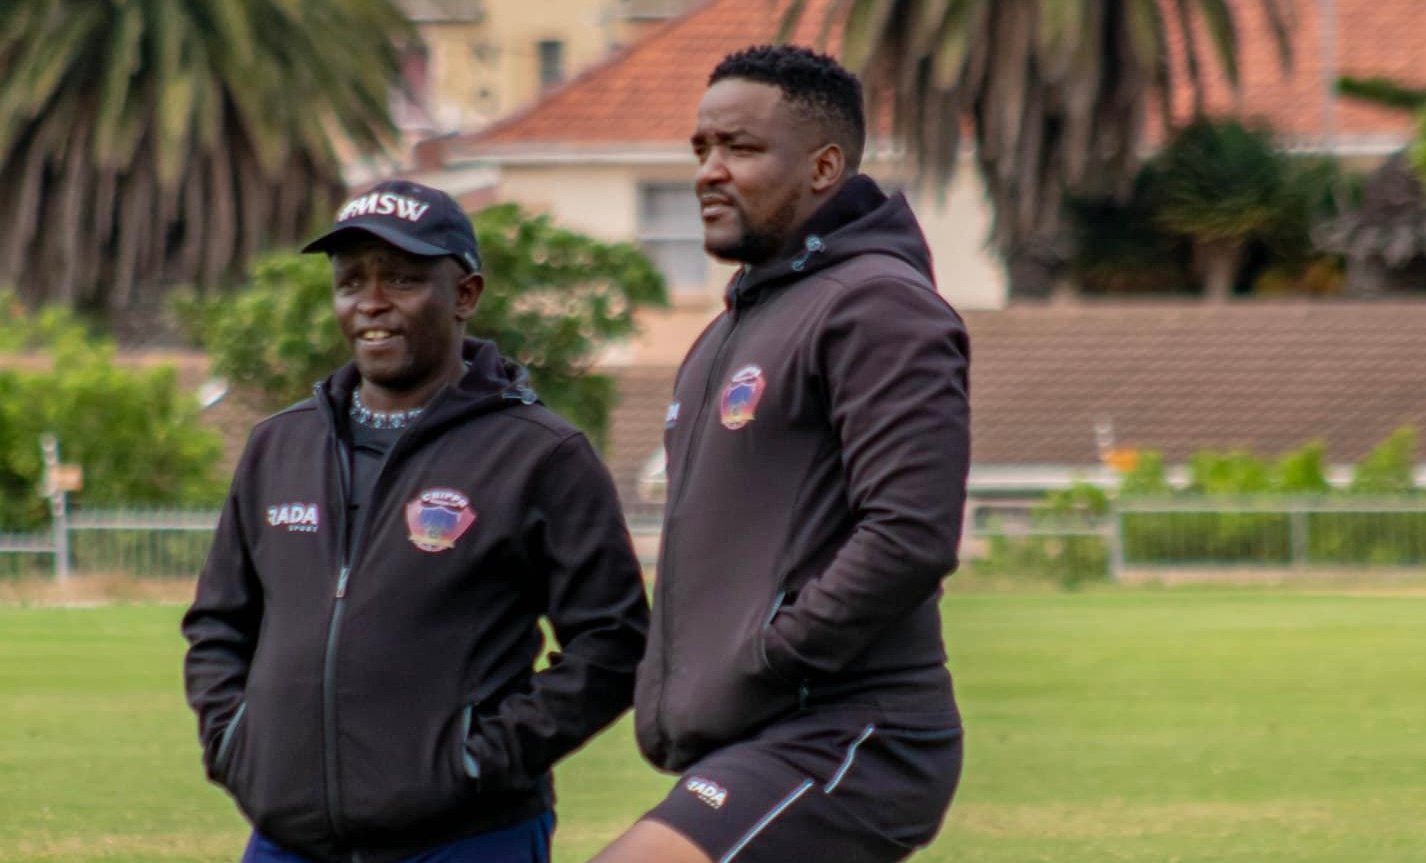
(763, 278), (970, 680)
(181, 468), (264, 774)
(465, 433), (649, 789)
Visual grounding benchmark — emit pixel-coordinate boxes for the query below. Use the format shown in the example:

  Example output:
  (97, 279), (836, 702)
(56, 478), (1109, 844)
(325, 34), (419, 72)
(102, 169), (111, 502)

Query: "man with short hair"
(182, 179), (649, 863)
(592, 45), (971, 863)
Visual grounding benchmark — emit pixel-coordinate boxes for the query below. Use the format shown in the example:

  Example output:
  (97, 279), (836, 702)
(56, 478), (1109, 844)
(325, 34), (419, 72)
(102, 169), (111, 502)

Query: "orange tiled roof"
(1166, 0), (1426, 148)
(458, 0), (836, 152)
(459, 0), (1424, 154)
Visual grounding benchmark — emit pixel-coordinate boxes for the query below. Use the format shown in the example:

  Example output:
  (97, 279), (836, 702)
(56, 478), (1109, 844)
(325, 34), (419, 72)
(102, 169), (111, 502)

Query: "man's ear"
(454, 271), (484, 323)
(809, 142), (846, 194)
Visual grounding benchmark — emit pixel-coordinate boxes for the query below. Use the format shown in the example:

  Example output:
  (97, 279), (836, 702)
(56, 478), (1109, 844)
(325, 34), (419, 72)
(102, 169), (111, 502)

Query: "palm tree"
(0, 0), (410, 315)
(782, 0), (1295, 298)
(1153, 118), (1299, 300)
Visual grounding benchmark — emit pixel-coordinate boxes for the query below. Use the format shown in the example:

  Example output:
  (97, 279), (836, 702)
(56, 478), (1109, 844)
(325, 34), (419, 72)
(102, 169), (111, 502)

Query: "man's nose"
(354, 281), (391, 311)
(695, 151), (729, 188)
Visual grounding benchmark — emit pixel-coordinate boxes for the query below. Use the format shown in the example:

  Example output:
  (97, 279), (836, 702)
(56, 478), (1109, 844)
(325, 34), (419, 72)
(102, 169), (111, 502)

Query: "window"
(537, 40), (564, 91)
(637, 182), (707, 293)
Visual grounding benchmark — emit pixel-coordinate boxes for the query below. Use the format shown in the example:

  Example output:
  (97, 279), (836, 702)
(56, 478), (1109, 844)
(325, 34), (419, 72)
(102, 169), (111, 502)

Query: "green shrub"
(0, 295), (225, 530)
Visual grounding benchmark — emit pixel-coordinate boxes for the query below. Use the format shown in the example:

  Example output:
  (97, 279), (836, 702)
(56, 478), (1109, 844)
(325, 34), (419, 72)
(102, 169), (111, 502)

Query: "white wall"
(491, 153), (1007, 310)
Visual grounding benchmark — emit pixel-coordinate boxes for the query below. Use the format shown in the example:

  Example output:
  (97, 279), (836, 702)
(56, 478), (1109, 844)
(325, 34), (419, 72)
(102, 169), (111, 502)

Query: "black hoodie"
(182, 338), (648, 862)
(634, 176), (971, 771)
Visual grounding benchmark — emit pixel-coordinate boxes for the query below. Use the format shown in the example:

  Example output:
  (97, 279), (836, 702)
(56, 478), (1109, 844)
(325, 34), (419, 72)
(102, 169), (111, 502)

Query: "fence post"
(40, 433), (71, 583)
(1106, 504), (1125, 581)
(1289, 505), (1308, 570)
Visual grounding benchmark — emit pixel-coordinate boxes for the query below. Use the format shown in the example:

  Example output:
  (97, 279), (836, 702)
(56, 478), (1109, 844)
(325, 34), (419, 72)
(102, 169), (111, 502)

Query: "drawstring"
(503, 386), (538, 405)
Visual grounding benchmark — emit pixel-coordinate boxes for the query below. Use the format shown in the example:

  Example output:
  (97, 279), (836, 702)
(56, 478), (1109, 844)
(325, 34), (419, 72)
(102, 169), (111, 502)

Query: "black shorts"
(643, 709), (963, 863)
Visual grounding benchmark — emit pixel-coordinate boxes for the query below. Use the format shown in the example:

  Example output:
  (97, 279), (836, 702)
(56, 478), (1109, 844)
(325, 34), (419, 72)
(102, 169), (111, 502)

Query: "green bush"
(0, 295), (226, 530)
(975, 482), (1112, 588)
(981, 429), (1424, 576)
(1118, 431), (1419, 566)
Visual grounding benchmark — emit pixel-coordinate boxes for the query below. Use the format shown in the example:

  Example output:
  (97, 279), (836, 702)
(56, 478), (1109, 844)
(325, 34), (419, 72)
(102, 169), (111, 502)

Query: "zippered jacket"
(182, 338), (649, 862)
(635, 175), (971, 771)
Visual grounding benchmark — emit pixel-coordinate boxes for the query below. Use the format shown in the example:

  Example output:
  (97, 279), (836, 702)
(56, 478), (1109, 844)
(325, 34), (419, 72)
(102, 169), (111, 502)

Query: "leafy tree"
(782, 0), (1293, 298)
(1338, 75), (1426, 112)
(1272, 441), (1331, 493)
(177, 203), (668, 448)
(1187, 447), (1273, 494)
(0, 293), (225, 530)
(1066, 166), (1194, 295)
(1349, 426), (1417, 495)
(1336, 74), (1426, 183)
(0, 0), (408, 314)
(1117, 449), (1172, 496)
(1153, 118), (1336, 300)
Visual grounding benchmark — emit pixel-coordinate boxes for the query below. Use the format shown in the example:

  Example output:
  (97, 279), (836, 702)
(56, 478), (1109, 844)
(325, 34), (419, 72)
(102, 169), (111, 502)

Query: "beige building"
(397, 0), (702, 135)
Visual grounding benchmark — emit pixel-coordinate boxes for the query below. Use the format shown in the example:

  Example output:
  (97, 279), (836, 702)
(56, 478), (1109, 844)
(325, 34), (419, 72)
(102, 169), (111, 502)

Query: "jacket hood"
(727, 174), (935, 309)
(318, 337), (537, 431)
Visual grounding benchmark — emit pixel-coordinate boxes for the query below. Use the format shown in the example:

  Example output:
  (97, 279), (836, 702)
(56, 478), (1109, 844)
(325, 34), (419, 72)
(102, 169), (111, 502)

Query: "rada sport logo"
(267, 502), (319, 533)
(684, 776), (728, 809)
(719, 365), (766, 430)
(405, 488), (478, 553)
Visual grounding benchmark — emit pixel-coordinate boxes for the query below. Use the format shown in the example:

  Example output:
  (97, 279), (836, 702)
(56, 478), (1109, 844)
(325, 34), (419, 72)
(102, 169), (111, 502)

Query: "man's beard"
(707, 193), (801, 265)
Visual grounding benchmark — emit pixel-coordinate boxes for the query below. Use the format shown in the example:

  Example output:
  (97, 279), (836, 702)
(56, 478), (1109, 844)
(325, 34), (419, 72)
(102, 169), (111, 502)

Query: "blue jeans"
(240, 811), (554, 862)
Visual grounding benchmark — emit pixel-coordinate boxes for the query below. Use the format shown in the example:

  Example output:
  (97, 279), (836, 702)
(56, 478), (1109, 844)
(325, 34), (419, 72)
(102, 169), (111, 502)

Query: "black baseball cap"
(301, 179), (481, 272)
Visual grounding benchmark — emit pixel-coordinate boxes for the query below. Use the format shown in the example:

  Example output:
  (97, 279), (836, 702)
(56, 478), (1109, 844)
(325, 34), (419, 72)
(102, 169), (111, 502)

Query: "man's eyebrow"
(690, 128), (752, 145)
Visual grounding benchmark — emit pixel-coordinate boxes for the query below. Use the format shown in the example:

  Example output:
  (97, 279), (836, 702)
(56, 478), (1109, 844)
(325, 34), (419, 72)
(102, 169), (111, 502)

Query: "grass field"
(2, 581), (1424, 862)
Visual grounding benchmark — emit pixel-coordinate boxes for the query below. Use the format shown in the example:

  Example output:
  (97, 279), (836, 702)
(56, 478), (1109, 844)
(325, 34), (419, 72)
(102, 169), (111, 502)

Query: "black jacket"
(635, 176), (971, 771)
(182, 338), (649, 862)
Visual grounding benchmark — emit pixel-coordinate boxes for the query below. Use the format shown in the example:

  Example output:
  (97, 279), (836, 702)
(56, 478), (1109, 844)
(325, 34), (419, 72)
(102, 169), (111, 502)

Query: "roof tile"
(459, 0), (1424, 153)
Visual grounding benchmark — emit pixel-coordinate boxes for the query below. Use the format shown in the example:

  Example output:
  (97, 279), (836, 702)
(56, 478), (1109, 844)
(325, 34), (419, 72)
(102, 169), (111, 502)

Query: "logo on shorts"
(404, 488), (477, 552)
(719, 365), (766, 430)
(267, 502), (319, 533)
(665, 401), (681, 429)
(684, 776), (727, 810)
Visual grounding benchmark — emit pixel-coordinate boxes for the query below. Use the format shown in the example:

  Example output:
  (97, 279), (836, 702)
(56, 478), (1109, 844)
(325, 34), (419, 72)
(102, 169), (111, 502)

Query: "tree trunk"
(1195, 238), (1243, 302)
(1007, 233), (1070, 301)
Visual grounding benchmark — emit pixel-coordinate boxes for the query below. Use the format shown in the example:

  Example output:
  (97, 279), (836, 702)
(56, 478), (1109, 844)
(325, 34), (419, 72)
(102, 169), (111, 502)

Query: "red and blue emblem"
(720, 364), (766, 430)
(405, 488), (477, 553)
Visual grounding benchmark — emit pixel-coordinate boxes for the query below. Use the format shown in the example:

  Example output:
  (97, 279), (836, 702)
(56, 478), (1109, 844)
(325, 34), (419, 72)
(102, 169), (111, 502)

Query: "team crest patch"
(684, 776), (728, 809)
(405, 488), (477, 553)
(719, 365), (766, 430)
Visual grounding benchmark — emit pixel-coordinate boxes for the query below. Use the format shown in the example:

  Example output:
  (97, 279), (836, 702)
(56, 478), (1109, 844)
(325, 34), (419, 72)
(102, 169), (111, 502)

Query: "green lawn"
(2, 585), (1424, 862)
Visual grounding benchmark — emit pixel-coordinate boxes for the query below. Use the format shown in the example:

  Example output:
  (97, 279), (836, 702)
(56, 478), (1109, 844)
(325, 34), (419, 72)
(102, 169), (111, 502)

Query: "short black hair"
(709, 44), (866, 171)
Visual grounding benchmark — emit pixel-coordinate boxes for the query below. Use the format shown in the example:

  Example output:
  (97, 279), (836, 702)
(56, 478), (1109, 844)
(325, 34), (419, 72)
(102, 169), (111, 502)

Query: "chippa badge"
(405, 488), (477, 552)
(720, 365), (766, 430)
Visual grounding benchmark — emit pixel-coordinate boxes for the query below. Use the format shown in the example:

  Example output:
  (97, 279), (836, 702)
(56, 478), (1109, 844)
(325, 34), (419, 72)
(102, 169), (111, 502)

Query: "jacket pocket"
(757, 589), (806, 696)
(342, 702), (475, 837)
(209, 702), (247, 784)
(663, 587), (803, 767)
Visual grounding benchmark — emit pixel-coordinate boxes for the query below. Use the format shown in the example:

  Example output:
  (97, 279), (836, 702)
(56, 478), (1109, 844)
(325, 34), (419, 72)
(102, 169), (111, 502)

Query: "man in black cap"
(182, 180), (649, 863)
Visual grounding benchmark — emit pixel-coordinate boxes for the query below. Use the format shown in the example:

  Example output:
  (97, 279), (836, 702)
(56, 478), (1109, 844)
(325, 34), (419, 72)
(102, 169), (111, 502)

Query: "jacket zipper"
(318, 385), (421, 848)
(655, 271), (747, 757)
(321, 396), (355, 847)
(315, 380), (503, 852)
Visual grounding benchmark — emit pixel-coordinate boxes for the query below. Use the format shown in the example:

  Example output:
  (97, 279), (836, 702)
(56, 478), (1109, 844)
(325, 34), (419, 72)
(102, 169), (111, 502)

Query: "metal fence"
(4, 497), (1426, 582)
(965, 496), (1426, 582)
(0, 508), (219, 580)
